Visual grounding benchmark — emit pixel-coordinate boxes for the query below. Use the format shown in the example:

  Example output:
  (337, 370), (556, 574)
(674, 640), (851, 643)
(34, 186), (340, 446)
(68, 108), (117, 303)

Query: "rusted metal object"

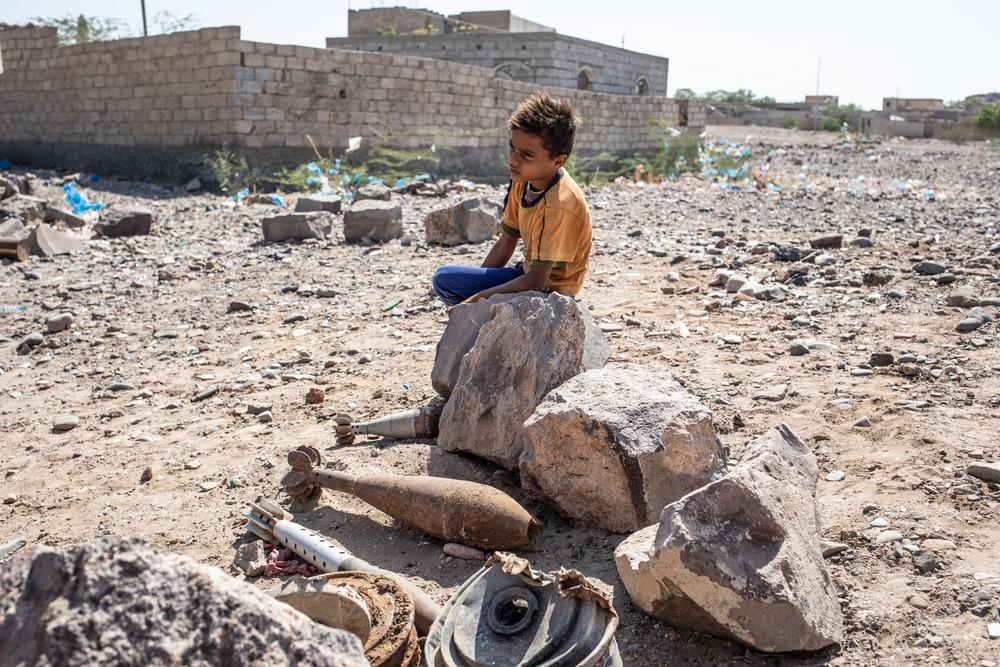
(245, 498), (441, 635)
(335, 398), (445, 446)
(425, 552), (622, 667)
(272, 572), (420, 667)
(0, 237), (28, 262)
(282, 446), (543, 550)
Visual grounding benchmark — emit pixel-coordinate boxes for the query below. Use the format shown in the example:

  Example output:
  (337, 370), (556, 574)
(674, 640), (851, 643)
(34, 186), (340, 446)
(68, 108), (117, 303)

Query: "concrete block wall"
(326, 32), (668, 97)
(0, 25), (686, 180)
(0, 26), (240, 148)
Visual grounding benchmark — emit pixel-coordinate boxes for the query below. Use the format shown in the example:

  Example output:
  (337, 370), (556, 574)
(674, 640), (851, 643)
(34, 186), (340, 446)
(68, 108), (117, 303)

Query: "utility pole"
(141, 0), (148, 36)
(816, 58), (821, 96)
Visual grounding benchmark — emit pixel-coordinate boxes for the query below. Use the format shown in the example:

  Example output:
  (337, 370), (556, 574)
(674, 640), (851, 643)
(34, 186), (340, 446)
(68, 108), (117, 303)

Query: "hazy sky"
(4, 1), (997, 110)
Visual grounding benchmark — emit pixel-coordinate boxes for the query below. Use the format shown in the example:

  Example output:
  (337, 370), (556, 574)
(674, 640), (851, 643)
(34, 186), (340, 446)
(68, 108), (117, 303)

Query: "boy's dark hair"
(508, 92), (582, 158)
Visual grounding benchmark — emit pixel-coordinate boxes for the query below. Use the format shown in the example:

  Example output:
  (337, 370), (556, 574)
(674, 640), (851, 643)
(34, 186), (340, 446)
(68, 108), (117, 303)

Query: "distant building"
(805, 95), (838, 108)
(882, 98), (944, 114)
(329, 7), (669, 97)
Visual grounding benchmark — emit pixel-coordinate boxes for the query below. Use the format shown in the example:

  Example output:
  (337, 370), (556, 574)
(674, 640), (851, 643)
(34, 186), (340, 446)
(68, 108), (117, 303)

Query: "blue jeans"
(432, 263), (524, 305)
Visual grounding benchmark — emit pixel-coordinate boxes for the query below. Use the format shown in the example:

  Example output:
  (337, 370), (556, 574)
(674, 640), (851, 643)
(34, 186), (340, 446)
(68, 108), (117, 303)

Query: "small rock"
(825, 470), (845, 482)
(988, 622), (1000, 639)
(198, 481), (219, 492)
(809, 234), (843, 249)
(294, 194), (342, 214)
(16, 332), (45, 355)
(52, 414), (80, 432)
(140, 467), (153, 483)
(262, 212), (332, 242)
(908, 594), (929, 609)
(257, 411), (273, 423)
(875, 530), (903, 544)
(234, 540), (267, 577)
(442, 543), (486, 561)
(753, 384), (787, 402)
(45, 313), (74, 333)
(305, 388), (325, 404)
(912, 550), (939, 574)
(913, 260), (946, 275)
(853, 416), (871, 428)
(192, 386), (219, 402)
(96, 208), (154, 237)
(820, 540), (848, 558)
(246, 402), (273, 416)
(227, 300), (253, 313)
(869, 353), (893, 367)
(967, 462), (1000, 484)
(353, 181), (391, 202)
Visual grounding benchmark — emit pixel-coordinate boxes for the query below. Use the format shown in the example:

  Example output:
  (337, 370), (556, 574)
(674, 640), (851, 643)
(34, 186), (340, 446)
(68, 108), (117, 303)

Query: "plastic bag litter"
(0, 159), (11, 170)
(269, 193), (285, 206)
(232, 187), (250, 203)
(63, 182), (103, 215)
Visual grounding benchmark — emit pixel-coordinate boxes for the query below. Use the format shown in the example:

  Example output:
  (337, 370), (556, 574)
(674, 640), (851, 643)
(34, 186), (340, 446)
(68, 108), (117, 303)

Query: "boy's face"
(508, 129), (567, 184)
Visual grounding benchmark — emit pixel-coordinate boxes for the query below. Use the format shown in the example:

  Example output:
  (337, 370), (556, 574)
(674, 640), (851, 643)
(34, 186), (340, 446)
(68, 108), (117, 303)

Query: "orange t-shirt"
(500, 169), (593, 296)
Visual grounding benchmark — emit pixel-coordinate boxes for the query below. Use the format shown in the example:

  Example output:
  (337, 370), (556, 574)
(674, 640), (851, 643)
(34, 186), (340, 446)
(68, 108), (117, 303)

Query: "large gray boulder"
(0, 537), (368, 667)
(437, 292), (610, 469)
(343, 200), (402, 243)
(614, 424), (843, 653)
(262, 212), (333, 242)
(424, 197), (500, 246)
(431, 292), (523, 398)
(519, 363), (726, 532)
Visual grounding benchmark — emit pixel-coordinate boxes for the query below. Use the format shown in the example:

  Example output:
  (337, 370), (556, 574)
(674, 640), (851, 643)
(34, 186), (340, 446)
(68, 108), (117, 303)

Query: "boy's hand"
(446, 292), (485, 317)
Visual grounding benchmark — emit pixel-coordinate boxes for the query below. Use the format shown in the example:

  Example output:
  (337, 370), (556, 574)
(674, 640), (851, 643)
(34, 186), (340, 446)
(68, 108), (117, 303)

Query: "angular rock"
(863, 270), (893, 286)
(44, 206), (86, 228)
(343, 200), (402, 243)
(26, 223), (83, 257)
(295, 194), (343, 214)
(0, 195), (44, 223)
(615, 424), (843, 653)
(948, 287), (981, 308)
(431, 292), (522, 398)
(0, 217), (26, 238)
(353, 181), (392, 202)
(52, 414), (80, 431)
(234, 540), (268, 576)
(809, 234), (842, 249)
(0, 538), (367, 666)
(424, 197), (500, 246)
(261, 212), (333, 242)
(955, 307), (993, 333)
(519, 363), (726, 532)
(96, 208), (154, 237)
(437, 292), (610, 469)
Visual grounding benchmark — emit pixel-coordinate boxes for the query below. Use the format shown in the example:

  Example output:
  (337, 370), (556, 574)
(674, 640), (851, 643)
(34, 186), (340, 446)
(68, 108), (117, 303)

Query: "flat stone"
(520, 363), (727, 532)
(967, 462), (1000, 484)
(615, 424), (843, 653)
(913, 260), (946, 275)
(424, 197), (500, 246)
(753, 384), (787, 402)
(951, 287), (988, 308)
(95, 208), (154, 237)
(261, 212), (332, 242)
(294, 194), (342, 214)
(809, 234), (843, 249)
(43, 206), (86, 228)
(52, 414), (80, 431)
(437, 292), (610, 469)
(820, 540), (848, 557)
(825, 470), (846, 482)
(343, 200), (402, 243)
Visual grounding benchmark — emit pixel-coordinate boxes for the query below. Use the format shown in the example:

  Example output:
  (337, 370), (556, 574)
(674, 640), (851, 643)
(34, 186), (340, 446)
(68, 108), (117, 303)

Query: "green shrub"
(819, 117), (846, 132)
(974, 104), (1000, 131)
(206, 148), (251, 194)
(783, 115), (798, 129)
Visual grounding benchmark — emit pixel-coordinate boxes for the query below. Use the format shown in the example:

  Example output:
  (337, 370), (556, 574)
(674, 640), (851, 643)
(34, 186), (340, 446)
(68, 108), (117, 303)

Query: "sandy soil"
(1, 126), (999, 666)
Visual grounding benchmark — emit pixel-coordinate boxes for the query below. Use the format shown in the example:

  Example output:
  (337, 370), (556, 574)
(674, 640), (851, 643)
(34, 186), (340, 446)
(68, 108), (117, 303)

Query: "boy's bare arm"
(481, 231), (518, 268)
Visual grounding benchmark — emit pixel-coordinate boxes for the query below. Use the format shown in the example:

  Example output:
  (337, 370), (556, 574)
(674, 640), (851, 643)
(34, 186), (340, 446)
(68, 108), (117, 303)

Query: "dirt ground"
(2, 126), (999, 666)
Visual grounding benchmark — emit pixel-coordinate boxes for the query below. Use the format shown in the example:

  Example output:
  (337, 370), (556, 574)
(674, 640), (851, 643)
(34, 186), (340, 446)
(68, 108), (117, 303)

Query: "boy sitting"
(432, 93), (592, 306)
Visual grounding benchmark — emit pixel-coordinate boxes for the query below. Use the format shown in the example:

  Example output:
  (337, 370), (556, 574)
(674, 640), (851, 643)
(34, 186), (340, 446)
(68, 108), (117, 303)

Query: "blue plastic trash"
(232, 187), (250, 202)
(0, 159), (10, 170)
(395, 177), (409, 190)
(270, 193), (285, 206)
(306, 162), (322, 175)
(63, 182), (103, 215)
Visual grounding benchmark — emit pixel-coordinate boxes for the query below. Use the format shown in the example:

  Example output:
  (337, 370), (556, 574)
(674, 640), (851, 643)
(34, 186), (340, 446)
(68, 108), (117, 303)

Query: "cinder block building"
(328, 7), (669, 97)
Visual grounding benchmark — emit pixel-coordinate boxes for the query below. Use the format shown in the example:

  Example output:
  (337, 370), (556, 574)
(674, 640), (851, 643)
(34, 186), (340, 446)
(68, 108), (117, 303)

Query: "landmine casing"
(246, 498), (441, 636)
(425, 552), (622, 667)
(282, 445), (543, 550)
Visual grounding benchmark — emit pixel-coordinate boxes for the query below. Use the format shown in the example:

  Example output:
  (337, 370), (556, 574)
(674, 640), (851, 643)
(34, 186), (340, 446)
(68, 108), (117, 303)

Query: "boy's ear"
(553, 153), (568, 169)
